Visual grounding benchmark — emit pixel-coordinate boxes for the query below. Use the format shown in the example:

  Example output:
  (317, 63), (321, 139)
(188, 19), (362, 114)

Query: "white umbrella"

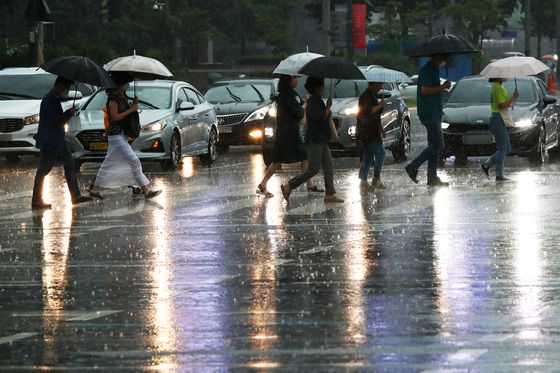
(104, 52), (173, 79)
(360, 65), (412, 83)
(480, 56), (549, 88)
(273, 51), (324, 76)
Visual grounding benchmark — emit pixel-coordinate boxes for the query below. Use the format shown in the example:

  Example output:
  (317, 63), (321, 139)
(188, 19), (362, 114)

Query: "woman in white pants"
(88, 73), (161, 200)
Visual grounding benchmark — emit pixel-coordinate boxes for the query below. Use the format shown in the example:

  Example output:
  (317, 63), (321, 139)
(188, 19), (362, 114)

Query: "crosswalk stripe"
(0, 332), (37, 345)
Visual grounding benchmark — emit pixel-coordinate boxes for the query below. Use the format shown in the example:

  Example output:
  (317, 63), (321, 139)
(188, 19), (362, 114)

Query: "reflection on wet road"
(2, 122), (560, 370)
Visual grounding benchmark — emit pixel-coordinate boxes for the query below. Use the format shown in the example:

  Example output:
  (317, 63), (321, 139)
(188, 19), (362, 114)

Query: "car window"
(383, 83), (393, 91)
(537, 80), (549, 97)
(83, 86), (172, 110)
(446, 79), (536, 105)
(177, 87), (188, 103)
(0, 74), (55, 100)
(204, 82), (272, 104)
(184, 88), (200, 105)
(196, 92), (206, 103)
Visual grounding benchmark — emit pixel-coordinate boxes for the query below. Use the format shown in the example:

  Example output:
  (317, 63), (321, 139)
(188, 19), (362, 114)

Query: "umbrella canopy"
(40, 55), (115, 88)
(298, 56), (364, 80)
(104, 54), (173, 79)
(273, 51), (324, 76)
(480, 56), (550, 79)
(360, 65), (412, 83)
(408, 32), (481, 57)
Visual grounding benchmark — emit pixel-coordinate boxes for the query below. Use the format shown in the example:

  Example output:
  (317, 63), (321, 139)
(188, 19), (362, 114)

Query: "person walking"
(280, 77), (343, 203)
(88, 73), (161, 200)
(357, 82), (387, 189)
(256, 74), (309, 197)
(481, 78), (519, 181)
(405, 54), (451, 187)
(31, 77), (92, 210)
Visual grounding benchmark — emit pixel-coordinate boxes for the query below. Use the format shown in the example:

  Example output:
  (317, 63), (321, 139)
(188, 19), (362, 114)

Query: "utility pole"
(524, 0), (531, 56)
(322, 0), (331, 55)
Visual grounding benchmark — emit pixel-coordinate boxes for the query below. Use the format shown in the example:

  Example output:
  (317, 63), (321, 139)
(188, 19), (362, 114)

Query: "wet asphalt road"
(2, 114), (560, 371)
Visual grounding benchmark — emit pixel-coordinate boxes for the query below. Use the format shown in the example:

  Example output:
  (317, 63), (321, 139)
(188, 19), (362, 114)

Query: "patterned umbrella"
(360, 65), (412, 83)
(273, 51), (324, 76)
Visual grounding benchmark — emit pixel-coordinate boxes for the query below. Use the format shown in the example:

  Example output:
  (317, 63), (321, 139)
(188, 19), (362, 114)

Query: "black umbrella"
(41, 56), (116, 88)
(298, 56), (365, 96)
(407, 31), (481, 57)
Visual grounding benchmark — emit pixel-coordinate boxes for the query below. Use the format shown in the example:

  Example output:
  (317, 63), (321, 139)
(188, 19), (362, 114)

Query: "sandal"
(256, 184), (273, 197)
(280, 184), (292, 204)
(307, 185), (325, 193)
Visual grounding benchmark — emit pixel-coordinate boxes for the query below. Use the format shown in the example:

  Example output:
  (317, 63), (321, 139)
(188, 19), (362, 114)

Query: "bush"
(353, 52), (416, 76)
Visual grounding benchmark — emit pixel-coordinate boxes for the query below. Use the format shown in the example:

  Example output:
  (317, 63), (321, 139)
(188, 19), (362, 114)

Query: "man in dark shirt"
(31, 76), (92, 209)
(357, 82), (387, 189)
(405, 54), (452, 187)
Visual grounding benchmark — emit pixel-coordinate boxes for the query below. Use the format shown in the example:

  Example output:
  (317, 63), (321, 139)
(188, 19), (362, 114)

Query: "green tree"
(528, 0), (555, 57)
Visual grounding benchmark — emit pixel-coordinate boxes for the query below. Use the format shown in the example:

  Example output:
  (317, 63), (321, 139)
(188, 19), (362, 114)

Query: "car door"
(184, 87), (210, 153)
(175, 86), (199, 155)
(381, 83), (400, 142)
(536, 79), (558, 146)
(194, 89), (216, 149)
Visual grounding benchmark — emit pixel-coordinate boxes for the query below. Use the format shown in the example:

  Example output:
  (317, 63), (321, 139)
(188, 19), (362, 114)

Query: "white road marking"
(447, 349), (488, 363)
(0, 332), (37, 345)
(67, 310), (122, 321)
(187, 197), (257, 217)
(377, 195), (434, 216)
(299, 246), (332, 255)
(479, 334), (514, 342)
(12, 310), (122, 322)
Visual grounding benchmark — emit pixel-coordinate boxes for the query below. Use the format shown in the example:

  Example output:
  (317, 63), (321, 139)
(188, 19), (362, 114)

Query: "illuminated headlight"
(24, 114), (40, 125)
(514, 118), (534, 128)
(64, 123), (69, 133)
(249, 129), (263, 139)
(245, 106), (270, 122)
(142, 120), (167, 132)
(441, 122), (450, 129)
(264, 127), (274, 138)
(267, 105), (277, 118)
(348, 125), (357, 137)
(339, 105), (359, 116)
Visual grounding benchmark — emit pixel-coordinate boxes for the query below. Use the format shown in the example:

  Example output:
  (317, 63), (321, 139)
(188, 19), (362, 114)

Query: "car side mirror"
(67, 91), (83, 100)
(399, 83), (408, 89)
(543, 94), (557, 106)
(376, 90), (392, 99)
(177, 100), (195, 111)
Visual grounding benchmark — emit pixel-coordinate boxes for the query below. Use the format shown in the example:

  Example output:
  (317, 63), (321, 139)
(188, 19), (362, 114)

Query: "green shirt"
(417, 62), (443, 120)
(491, 82), (509, 113)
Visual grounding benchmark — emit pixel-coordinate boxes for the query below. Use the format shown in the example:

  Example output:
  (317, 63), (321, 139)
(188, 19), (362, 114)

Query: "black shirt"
(357, 89), (383, 143)
(107, 92), (130, 136)
(305, 95), (330, 144)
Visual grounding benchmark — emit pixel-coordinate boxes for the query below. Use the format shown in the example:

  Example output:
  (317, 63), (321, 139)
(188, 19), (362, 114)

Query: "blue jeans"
(359, 141), (386, 180)
(408, 116), (444, 181)
(485, 113), (511, 178)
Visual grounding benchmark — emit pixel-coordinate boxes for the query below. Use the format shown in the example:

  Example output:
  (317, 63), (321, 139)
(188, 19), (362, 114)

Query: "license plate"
(462, 134), (494, 145)
(89, 142), (108, 151)
(220, 126), (233, 133)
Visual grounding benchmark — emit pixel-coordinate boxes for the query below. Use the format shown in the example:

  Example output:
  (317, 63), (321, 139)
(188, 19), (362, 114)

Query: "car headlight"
(245, 106), (270, 122)
(339, 105), (359, 116)
(264, 126), (274, 138)
(64, 123), (69, 133)
(141, 120), (167, 132)
(267, 105), (277, 118)
(348, 125), (357, 137)
(514, 118), (534, 128)
(24, 114), (40, 125)
(441, 122), (450, 129)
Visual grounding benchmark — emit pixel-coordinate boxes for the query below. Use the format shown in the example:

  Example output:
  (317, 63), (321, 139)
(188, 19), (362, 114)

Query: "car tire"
(454, 154), (468, 165)
(161, 131), (182, 171)
(391, 119), (411, 163)
(528, 127), (546, 165)
(5, 154), (20, 164)
(200, 128), (218, 166)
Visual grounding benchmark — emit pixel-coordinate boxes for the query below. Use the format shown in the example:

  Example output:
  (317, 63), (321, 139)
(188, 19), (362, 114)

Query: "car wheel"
(5, 154), (20, 164)
(528, 127), (546, 165)
(161, 131), (182, 171)
(200, 128), (218, 166)
(548, 135), (560, 161)
(391, 119), (411, 163)
(454, 154), (468, 166)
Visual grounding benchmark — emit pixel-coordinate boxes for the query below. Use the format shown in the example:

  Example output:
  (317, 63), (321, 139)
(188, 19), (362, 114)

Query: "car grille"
(0, 141), (32, 148)
(77, 130), (106, 151)
(217, 113), (248, 126)
(0, 118), (25, 133)
(447, 123), (489, 133)
(332, 117), (341, 129)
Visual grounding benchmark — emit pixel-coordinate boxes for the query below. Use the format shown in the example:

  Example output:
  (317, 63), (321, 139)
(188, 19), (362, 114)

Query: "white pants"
(94, 134), (150, 188)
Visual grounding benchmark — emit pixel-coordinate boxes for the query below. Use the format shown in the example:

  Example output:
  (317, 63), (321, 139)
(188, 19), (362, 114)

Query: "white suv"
(0, 67), (94, 163)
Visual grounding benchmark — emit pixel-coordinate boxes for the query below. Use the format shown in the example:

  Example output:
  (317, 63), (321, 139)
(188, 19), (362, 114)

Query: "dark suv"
(204, 78), (276, 147)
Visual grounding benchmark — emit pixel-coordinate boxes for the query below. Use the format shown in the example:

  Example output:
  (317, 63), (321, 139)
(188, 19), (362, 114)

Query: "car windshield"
(295, 78), (369, 99)
(0, 74), (92, 101)
(83, 86), (172, 110)
(447, 79), (536, 105)
(205, 82), (272, 104)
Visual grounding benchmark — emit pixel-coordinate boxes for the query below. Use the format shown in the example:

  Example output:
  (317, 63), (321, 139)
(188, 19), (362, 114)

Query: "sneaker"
(359, 181), (370, 189)
(481, 163), (490, 178)
(72, 195), (93, 204)
(256, 184), (273, 197)
(128, 186), (143, 196)
(405, 164), (419, 184)
(496, 176), (510, 182)
(88, 190), (105, 200)
(280, 184), (292, 204)
(144, 190), (162, 200)
(31, 201), (52, 210)
(427, 177), (449, 187)
(371, 181), (385, 189)
(324, 195), (344, 203)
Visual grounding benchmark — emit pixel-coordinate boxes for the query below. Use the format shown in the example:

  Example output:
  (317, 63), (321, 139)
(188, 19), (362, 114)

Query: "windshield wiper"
(250, 85), (265, 102)
(0, 91), (41, 100)
(137, 99), (159, 110)
(225, 87), (241, 102)
(354, 81), (360, 97)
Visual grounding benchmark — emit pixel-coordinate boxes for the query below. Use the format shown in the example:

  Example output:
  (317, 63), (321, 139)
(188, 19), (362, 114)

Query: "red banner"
(352, 4), (367, 49)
